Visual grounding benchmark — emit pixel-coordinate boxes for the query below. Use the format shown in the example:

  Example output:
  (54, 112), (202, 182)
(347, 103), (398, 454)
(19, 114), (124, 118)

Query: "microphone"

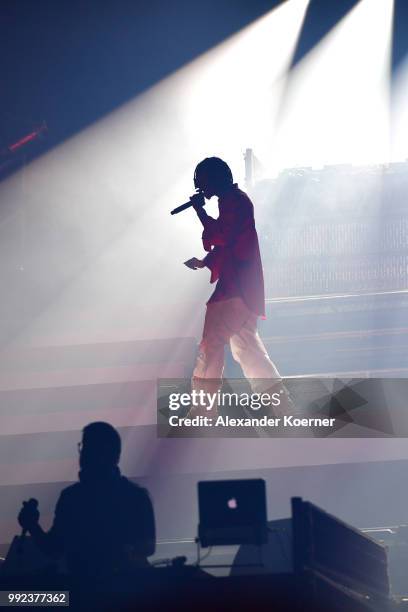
(170, 199), (194, 215)
(170, 192), (205, 215)
(17, 498), (38, 555)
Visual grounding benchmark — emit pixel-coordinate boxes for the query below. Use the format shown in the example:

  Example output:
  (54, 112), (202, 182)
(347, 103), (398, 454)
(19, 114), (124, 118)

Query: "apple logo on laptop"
(227, 497), (238, 510)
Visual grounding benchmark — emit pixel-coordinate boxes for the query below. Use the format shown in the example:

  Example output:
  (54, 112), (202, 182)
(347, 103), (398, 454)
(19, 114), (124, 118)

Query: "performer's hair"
(194, 157), (233, 190)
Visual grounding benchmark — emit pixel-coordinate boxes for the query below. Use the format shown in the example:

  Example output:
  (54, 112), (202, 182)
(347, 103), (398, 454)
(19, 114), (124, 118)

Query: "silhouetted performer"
(18, 422), (155, 578)
(185, 157), (290, 415)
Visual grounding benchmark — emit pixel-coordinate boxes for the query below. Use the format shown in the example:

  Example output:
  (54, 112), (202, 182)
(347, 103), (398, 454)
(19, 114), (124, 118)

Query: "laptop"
(198, 479), (267, 548)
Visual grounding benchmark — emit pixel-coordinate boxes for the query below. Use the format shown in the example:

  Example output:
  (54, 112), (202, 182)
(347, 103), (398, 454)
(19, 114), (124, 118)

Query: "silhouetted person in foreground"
(18, 422), (155, 578)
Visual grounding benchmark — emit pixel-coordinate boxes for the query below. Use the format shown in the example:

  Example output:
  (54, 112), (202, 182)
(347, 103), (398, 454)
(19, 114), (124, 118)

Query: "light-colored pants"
(193, 297), (282, 393)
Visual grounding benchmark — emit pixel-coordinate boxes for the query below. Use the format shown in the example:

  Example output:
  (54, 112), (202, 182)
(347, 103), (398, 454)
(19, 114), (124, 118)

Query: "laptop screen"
(198, 479), (267, 547)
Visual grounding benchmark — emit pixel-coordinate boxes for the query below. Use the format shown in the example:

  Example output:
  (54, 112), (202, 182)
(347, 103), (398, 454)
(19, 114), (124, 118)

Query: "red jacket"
(198, 184), (265, 317)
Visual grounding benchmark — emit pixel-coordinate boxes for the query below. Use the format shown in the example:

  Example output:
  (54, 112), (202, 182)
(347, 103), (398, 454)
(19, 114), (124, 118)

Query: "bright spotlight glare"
(183, 0), (310, 177)
(269, 0), (394, 174)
